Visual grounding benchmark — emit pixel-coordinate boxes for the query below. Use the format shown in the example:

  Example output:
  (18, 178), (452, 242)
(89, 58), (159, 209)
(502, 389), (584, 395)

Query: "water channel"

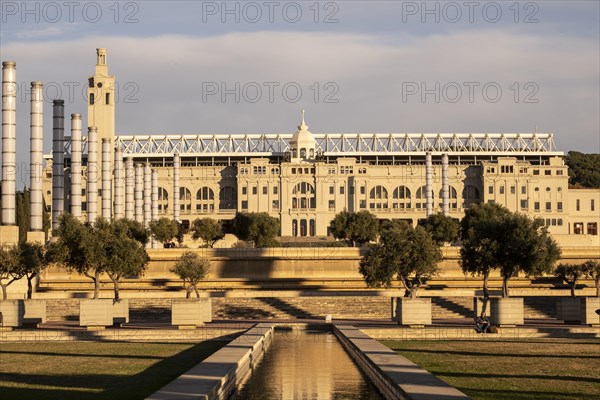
(231, 327), (383, 400)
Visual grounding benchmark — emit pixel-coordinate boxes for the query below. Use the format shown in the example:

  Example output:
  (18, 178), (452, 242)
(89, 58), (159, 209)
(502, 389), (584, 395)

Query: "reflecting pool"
(231, 327), (383, 400)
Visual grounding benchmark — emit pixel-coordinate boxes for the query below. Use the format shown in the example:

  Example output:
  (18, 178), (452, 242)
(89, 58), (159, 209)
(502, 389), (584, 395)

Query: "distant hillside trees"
(565, 151), (600, 188)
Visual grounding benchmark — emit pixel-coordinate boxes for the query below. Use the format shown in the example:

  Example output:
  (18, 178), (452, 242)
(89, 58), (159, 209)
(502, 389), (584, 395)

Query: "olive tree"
(233, 212), (279, 248)
(170, 251), (211, 298)
(191, 218), (224, 248)
(16, 242), (52, 299)
(149, 217), (178, 245)
(418, 213), (460, 245)
(360, 221), (441, 298)
(583, 260), (600, 298)
(0, 244), (21, 300)
(329, 210), (379, 247)
(555, 263), (588, 297)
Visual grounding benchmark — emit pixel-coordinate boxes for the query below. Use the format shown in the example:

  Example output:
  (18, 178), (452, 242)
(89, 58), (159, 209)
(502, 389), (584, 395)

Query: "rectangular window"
(545, 202), (551, 211)
(534, 202), (540, 211)
(106, 93), (110, 105)
(558, 219), (563, 226)
(521, 186), (527, 194)
(592, 199), (595, 212)
(340, 186), (345, 195)
(533, 169), (540, 175)
(272, 200), (279, 210)
(576, 199), (580, 211)
(262, 186), (267, 195)
(273, 186), (278, 195)
(329, 186), (334, 195)
(520, 200), (528, 209)
(574, 222), (584, 235)
(510, 186), (515, 194)
(252, 186), (257, 195)
(588, 222), (598, 235)
(545, 170), (552, 175)
(556, 170), (564, 176)
(488, 186), (494, 195)
(328, 200), (335, 210)
(360, 200), (366, 209)
(360, 186), (365, 195)
(499, 186), (504, 195)
(557, 202), (563, 211)
(241, 201), (248, 210)
(242, 187), (247, 195)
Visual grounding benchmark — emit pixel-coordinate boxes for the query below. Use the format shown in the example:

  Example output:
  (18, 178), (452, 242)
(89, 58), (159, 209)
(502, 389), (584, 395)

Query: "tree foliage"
(170, 251), (210, 298)
(555, 263), (587, 297)
(233, 212), (279, 248)
(191, 218), (224, 248)
(359, 221), (441, 298)
(0, 244), (21, 300)
(565, 151), (600, 188)
(149, 217), (178, 244)
(461, 203), (561, 298)
(583, 260), (600, 298)
(113, 218), (149, 245)
(53, 215), (149, 299)
(329, 210), (379, 247)
(418, 214), (460, 244)
(16, 242), (52, 299)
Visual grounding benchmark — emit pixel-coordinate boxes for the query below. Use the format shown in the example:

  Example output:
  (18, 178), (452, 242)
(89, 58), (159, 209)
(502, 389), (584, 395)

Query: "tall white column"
(70, 114), (82, 218)
(1, 61), (17, 226)
(29, 81), (43, 231)
(52, 100), (65, 231)
(442, 153), (449, 216)
(134, 163), (143, 223)
(425, 151), (433, 218)
(173, 153), (180, 222)
(143, 163), (151, 228)
(125, 157), (134, 220)
(86, 127), (99, 223)
(113, 146), (124, 219)
(101, 138), (112, 220)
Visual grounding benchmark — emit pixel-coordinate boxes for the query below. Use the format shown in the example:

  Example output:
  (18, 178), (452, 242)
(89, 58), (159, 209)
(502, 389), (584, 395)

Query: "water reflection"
(231, 328), (383, 400)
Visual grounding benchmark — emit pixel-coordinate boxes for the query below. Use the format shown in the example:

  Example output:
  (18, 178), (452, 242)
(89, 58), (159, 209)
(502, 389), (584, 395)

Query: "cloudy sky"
(1, 1), (599, 187)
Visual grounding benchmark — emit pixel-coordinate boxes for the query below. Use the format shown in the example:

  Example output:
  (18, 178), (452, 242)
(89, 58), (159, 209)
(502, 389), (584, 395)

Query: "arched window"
(439, 186), (459, 210)
(392, 186), (411, 210)
(309, 219), (315, 236)
(462, 185), (480, 207)
(292, 219), (298, 237)
(180, 187), (192, 212)
(300, 148), (306, 158)
(415, 186), (433, 210)
(369, 186), (388, 209)
(219, 186), (237, 210)
(300, 219), (307, 236)
(158, 187), (168, 213)
(292, 182), (316, 210)
(196, 187), (215, 212)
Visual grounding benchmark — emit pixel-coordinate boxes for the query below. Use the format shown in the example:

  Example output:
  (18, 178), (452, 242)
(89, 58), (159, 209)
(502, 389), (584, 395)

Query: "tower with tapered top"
(88, 48), (115, 161)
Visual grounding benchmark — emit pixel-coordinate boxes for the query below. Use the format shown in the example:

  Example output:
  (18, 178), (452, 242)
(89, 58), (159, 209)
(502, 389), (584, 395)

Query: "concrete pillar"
(70, 114), (82, 218)
(29, 81), (43, 231)
(425, 151), (433, 218)
(143, 163), (151, 228)
(173, 153), (180, 222)
(101, 138), (112, 220)
(86, 127), (98, 223)
(125, 157), (134, 220)
(134, 163), (143, 223)
(441, 153), (449, 216)
(113, 146), (124, 219)
(1, 61), (17, 226)
(52, 100), (65, 232)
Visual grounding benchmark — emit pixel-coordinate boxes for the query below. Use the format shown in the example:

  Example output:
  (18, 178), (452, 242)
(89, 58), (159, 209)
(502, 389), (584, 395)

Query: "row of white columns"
(425, 151), (451, 218)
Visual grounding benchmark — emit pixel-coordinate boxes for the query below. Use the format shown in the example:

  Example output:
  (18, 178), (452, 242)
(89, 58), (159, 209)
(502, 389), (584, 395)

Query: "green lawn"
(381, 338), (600, 400)
(0, 340), (227, 400)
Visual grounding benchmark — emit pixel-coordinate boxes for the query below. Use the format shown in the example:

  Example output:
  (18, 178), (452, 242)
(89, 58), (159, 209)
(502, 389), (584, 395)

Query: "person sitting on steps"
(475, 312), (491, 333)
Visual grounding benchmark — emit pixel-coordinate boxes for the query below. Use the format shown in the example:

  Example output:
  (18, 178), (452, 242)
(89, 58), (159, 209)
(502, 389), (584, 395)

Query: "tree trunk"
(570, 282), (576, 297)
(596, 279), (599, 298)
(194, 286), (199, 298)
(483, 273), (490, 299)
(185, 288), (191, 299)
(110, 276), (120, 300)
(93, 271), (100, 299)
(502, 276), (510, 298)
(0, 283), (7, 300)
(27, 276), (33, 299)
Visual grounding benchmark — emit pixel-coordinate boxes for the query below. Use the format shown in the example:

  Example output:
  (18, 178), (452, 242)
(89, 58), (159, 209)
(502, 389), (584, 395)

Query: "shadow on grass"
(393, 348), (600, 360)
(456, 387), (597, 400)
(0, 340), (227, 400)
(432, 371), (600, 384)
